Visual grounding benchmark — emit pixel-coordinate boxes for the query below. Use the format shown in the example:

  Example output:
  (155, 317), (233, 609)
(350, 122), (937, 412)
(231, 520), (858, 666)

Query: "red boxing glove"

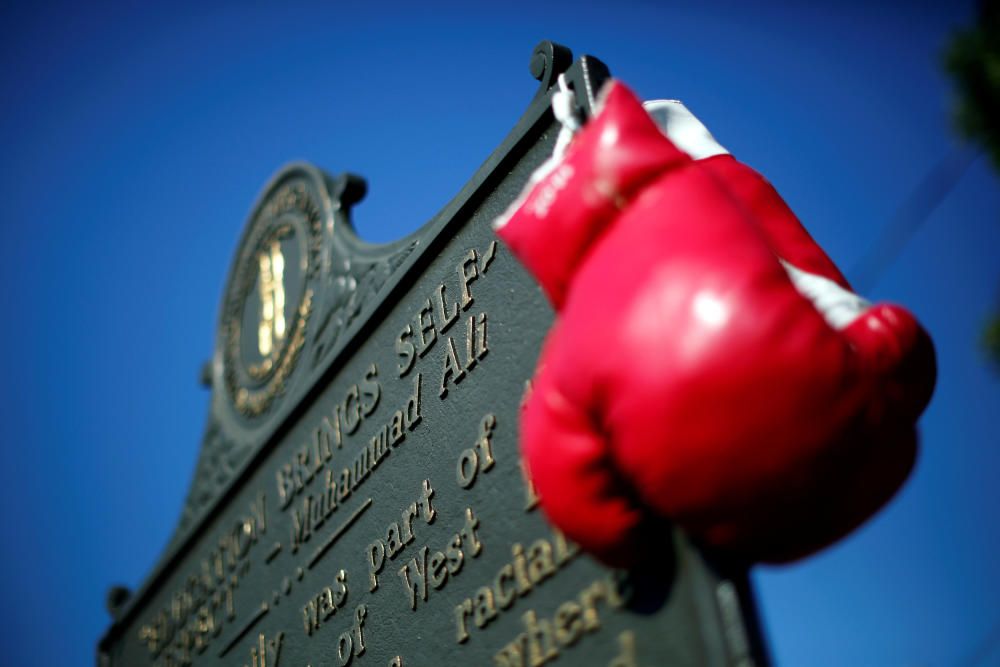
(495, 81), (935, 565)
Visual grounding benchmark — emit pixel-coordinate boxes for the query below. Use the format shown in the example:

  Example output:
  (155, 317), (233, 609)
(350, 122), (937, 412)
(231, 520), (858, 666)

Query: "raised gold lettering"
(457, 414), (497, 489)
(445, 534), (464, 575)
(459, 249), (478, 310)
(457, 530), (580, 646)
(460, 507), (482, 557)
(525, 610), (558, 666)
(390, 410), (405, 443)
(579, 580), (607, 632)
(343, 385), (361, 434)
(440, 313), (487, 399)
(386, 522), (405, 557)
(527, 539), (556, 584)
(454, 598), (474, 644)
(338, 468), (352, 503)
(416, 299), (437, 357)
(398, 545), (429, 610)
(242, 631), (283, 667)
(439, 336), (465, 397)
(139, 503), (262, 663)
(332, 605), (367, 666)
(276, 366), (382, 510)
(512, 543), (532, 596)
(367, 480), (436, 592)
(396, 324), (416, 377)
(290, 471), (338, 554)
(520, 459), (540, 512)
(553, 602), (583, 647)
(474, 586), (498, 629)
(360, 363), (381, 416)
(492, 576), (626, 667)
(394, 242), (495, 379)
(495, 564), (516, 610)
(434, 282), (459, 333)
(366, 539), (386, 591)
(399, 507), (482, 611)
(608, 631), (638, 667)
(302, 570), (349, 636)
(405, 374), (422, 430)
(429, 551), (448, 589)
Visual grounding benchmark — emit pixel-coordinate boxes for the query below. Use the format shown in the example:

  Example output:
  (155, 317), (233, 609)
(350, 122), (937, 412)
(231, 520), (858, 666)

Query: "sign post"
(99, 41), (769, 667)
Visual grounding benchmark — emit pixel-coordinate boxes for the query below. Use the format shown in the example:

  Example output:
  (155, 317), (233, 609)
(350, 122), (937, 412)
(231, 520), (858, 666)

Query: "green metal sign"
(98, 42), (767, 667)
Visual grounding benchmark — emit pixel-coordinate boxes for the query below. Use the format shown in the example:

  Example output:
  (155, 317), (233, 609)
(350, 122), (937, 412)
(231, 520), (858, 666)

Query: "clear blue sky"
(1, 2), (997, 665)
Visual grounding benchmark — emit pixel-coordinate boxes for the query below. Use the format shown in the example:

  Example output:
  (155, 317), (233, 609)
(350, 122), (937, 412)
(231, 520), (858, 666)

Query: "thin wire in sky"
(850, 145), (981, 292)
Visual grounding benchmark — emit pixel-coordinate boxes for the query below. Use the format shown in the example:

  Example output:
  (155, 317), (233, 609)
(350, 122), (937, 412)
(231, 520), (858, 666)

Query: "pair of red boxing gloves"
(495, 80), (936, 565)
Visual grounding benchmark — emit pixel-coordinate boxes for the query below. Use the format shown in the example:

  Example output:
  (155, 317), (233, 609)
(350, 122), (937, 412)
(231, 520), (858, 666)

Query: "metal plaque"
(99, 42), (769, 667)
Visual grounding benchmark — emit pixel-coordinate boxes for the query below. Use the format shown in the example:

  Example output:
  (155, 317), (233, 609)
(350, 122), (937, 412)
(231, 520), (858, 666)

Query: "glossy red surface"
(497, 82), (936, 565)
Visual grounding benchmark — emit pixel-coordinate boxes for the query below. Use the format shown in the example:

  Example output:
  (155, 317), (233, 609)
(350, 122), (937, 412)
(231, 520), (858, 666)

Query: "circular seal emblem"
(218, 167), (329, 419)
